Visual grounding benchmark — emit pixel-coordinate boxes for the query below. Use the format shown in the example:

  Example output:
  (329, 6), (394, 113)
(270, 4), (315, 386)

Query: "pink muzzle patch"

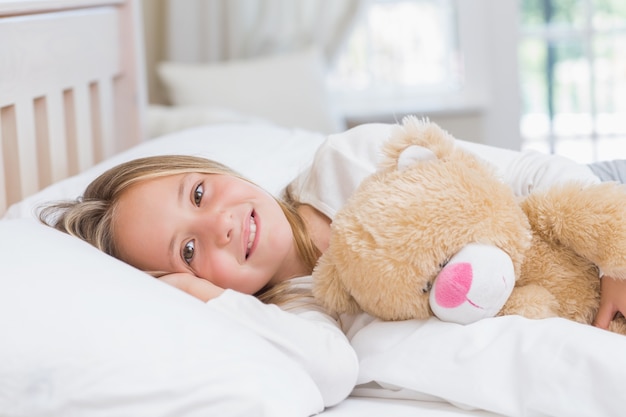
(433, 262), (473, 308)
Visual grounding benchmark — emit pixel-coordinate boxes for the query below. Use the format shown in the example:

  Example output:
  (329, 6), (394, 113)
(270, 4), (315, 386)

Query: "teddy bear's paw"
(499, 284), (560, 319)
(312, 256), (364, 316)
(524, 181), (626, 276)
(430, 243), (516, 325)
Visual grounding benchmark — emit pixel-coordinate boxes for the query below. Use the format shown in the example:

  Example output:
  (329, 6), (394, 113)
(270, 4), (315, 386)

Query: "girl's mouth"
(245, 211), (257, 259)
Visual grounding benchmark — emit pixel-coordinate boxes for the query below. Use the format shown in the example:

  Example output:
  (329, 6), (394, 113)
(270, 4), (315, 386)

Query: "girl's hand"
(593, 276), (626, 329)
(159, 273), (225, 302)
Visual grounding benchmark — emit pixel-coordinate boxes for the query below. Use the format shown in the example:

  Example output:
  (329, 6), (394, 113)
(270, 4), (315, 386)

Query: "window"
(519, 0), (626, 162)
(329, 0), (460, 95)
(328, 0), (487, 119)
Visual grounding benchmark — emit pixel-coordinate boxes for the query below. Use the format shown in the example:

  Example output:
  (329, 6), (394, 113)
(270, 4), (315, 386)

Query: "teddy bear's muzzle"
(430, 243), (516, 325)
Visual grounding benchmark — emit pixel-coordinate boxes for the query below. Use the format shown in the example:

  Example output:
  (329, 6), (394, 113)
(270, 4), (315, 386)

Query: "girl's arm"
(290, 122), (601, 220)
(587, 162), (626, 328)
(209, 290), (358, 407)
(158, 273), (358, 408)
(455, 141), (601, 195)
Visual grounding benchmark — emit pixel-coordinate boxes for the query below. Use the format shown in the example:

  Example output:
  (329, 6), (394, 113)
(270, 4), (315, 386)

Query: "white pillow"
(5, 122), (325, 219)
(145, 104), (270, 139)
(0, 219), (321, 416)
(158, 48), (344, 134)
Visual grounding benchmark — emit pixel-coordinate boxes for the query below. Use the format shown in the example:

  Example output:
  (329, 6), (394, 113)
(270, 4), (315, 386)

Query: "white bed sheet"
(325, 397), (501, 417)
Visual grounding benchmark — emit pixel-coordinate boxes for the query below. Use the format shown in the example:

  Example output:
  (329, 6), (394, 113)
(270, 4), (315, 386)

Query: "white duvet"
(349, 315), (626, 416)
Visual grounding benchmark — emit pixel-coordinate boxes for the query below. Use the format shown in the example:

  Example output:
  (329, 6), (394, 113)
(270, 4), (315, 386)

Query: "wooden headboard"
(0, 0), (145, 215)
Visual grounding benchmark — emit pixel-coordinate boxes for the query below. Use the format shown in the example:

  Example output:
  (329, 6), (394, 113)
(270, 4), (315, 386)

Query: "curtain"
(164, 0), (364, 64)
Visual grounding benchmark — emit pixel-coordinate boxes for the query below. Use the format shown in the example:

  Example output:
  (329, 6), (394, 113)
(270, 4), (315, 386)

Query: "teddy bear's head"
(312, 118), (533, 321)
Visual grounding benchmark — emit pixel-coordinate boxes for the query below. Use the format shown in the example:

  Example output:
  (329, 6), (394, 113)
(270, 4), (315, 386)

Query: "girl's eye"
(183, 240), (195, 264)
(193, 183), (204, 206)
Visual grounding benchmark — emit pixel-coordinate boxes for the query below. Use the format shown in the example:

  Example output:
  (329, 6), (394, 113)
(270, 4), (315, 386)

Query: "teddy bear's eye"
(422, 281), (433, 294)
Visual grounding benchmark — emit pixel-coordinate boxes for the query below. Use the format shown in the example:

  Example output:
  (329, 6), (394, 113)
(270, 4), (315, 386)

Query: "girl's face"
(113, 173), (300, 294)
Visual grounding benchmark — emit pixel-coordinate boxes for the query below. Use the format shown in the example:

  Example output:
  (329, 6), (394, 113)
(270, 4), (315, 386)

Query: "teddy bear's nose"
(432, 262), (473, 308)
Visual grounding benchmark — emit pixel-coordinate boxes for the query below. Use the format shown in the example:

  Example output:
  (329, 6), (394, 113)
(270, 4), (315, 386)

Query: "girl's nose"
(200, 210), (233, 247)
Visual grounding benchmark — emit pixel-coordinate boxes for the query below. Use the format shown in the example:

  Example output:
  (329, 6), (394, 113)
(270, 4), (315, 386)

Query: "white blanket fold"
(351, 316), (626, 417)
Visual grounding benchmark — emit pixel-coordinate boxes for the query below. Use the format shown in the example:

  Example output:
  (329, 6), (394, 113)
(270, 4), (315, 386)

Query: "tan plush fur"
(312, 117), (626, 334)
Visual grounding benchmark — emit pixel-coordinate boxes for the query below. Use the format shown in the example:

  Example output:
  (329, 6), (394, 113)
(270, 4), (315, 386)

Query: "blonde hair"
(39, 155), (320, 305)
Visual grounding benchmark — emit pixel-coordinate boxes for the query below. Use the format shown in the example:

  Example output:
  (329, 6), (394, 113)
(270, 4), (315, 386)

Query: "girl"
(40, 154), (357, 408)
(40, 121), (626, 408)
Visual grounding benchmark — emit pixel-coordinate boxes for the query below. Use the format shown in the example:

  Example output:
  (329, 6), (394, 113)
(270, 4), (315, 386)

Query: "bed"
(2, 1), (626, 416)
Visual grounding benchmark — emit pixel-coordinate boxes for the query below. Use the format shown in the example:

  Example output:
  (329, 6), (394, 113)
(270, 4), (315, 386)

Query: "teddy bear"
(312, 116), (626, 335)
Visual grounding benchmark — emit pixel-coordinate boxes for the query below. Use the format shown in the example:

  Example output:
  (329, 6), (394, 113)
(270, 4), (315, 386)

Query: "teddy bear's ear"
(378, 116), (456, 171)
(312, 256), (362, 315)
(397, 145), (438, 171)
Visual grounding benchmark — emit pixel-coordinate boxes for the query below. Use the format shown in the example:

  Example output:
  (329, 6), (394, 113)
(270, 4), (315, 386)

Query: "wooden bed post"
(115, 0), (147, 153)
(0, 0), (146, 215)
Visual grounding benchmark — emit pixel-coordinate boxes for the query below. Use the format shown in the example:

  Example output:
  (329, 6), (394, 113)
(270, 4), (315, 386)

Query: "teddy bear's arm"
(523, 181), (626, 280)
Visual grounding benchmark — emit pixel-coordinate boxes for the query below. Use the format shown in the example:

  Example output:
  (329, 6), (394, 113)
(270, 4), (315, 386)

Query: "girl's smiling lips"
(244, 210), (259, 259)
